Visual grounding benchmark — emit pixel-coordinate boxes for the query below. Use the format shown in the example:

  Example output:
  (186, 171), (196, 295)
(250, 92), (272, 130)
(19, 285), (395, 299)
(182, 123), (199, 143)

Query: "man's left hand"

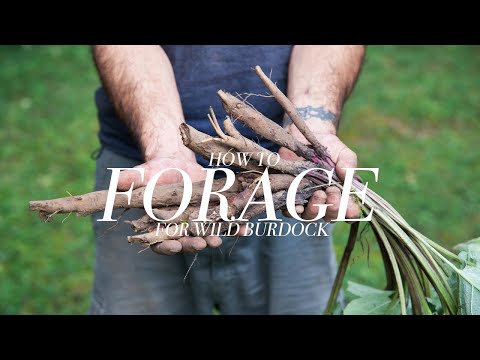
(279, 119), (361, 222)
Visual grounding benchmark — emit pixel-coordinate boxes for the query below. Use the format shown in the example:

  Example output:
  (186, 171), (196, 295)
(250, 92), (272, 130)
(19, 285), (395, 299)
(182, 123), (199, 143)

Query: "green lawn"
(1, 45), (479, 314)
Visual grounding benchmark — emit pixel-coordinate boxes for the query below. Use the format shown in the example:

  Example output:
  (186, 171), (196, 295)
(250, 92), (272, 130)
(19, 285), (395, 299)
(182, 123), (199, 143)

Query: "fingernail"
(169, 249), (181, 253)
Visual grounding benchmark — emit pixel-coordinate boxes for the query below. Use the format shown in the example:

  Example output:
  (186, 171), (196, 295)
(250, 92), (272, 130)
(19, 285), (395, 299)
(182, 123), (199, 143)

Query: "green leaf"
(454, 239), (480, 315)
(385, 298), (402, 315)
(347, 281), (394, 298)
(454, 237), (480, 267)
(454, 237), (480, 255)
(344, 295), (392, 315)
(331, 302), (344, 315)
(344, 282), (398, 315)
(426, 290), (443, 315)
(457, 266), (480, 315)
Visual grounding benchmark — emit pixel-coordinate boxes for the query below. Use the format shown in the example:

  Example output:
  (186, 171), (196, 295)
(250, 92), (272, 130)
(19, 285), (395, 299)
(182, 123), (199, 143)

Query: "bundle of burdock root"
(29, 66), (479, 315)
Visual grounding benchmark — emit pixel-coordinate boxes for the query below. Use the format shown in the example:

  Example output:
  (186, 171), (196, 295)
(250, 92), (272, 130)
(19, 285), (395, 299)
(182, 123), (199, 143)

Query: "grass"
(0, 45), (479, 314)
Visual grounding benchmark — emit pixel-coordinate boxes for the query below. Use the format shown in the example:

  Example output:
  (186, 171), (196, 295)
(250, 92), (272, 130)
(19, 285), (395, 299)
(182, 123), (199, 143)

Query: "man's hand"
(279, 120), (361, 222)
(117, 153), (223, 255)
(283, 45), (365, 223)
(93, 46), (223, 256)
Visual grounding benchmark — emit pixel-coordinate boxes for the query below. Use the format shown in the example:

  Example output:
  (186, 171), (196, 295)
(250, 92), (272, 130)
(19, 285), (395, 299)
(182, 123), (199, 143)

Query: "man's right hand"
(92, 46), (222, 256)
(117, 153), (223, 256)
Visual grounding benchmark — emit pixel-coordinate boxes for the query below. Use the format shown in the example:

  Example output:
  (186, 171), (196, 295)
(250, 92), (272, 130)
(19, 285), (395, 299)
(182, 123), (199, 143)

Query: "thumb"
(335, 147), (358, 182)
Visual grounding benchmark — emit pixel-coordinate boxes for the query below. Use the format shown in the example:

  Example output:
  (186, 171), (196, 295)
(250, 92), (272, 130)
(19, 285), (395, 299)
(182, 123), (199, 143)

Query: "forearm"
(287, 45), (365, 133)
(92, 45), (193, 161)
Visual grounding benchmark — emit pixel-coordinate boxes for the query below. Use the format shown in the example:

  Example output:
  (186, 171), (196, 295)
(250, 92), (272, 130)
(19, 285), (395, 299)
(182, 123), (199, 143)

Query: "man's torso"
(95, 45), (293, 166)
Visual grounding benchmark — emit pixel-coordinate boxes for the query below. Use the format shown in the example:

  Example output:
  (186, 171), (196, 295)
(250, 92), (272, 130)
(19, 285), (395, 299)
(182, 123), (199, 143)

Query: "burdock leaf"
(426, 289), (443, 315)
(344, 282), (397, 315)
(346, 281), (394, 298)
(453, 237), (480, 255)
(344, 295), (392, 315)
(457, 266), (480, 315)
(455, 239), (480, 315)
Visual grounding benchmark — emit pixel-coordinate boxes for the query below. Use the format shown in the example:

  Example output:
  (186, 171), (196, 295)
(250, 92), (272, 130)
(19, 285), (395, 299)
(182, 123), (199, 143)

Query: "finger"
(151, 240), (182, 255)
(324, 186), (342, 223)
(205, 235), (222, 248)
(296, 205), (305, 214)
(335, 147), (358, 182)
(303, 190), (327, 220)
(282, 205), (305, 219)
(177, 236), (207, 253)
(345, 196), (361, 223)
(117, 165), (147, 191)
(281, 205), (304, 218)
(237, 224), (249, 237)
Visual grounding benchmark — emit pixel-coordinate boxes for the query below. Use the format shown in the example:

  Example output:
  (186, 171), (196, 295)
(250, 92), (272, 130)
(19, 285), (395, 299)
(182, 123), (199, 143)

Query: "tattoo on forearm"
(283, 106), (339, 128)
(297, 106), (338, 122)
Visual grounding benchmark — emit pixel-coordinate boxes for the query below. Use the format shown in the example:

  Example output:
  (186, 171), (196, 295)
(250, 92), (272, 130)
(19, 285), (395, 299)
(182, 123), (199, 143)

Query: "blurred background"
(0, 45), (479, 314)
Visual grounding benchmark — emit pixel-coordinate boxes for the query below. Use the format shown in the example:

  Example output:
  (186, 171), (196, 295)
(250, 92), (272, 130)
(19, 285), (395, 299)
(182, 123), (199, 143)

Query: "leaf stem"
(324, 222), (360, 315)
